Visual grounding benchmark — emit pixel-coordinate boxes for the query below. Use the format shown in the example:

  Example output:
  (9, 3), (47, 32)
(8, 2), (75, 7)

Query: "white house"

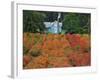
(44, 21), (62, 34)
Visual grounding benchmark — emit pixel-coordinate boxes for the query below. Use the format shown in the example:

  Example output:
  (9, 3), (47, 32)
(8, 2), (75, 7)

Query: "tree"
(62, 13), (90, 34)
(23, 10), (46, 33)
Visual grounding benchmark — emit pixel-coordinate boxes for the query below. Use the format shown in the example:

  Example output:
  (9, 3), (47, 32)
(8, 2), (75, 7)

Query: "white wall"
(0, 0), (100, 80)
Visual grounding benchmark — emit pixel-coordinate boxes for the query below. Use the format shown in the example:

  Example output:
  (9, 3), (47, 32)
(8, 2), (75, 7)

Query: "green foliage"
(60, 30), (66, 34)
(33, 34), (43, 45)
(23, 10), (46, 33)
(62, 13), (90, 34)
(23, 10), (90, 34)
(30, 49), (41, 57)
(23, 46), (29, 55)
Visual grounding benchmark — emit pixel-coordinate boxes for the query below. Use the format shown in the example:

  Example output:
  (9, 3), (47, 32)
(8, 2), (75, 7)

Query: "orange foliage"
(48, 57), (72, 67)
(23, 33), (91, 69)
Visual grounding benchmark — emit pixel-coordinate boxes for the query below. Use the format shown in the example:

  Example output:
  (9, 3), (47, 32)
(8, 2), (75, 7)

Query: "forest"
(23, 10), (90, 34)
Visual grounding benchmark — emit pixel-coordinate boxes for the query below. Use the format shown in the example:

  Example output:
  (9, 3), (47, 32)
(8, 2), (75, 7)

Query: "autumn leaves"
(23, 33), (90, 69)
